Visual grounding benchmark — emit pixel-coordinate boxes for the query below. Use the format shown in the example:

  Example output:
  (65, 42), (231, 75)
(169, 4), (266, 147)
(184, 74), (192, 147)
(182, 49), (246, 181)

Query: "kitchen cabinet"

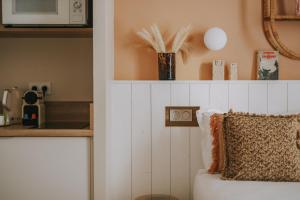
(0, 137), (91, 200)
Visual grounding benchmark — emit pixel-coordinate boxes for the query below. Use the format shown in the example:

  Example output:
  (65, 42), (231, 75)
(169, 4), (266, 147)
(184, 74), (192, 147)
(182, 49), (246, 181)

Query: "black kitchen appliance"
(22, 90), (45, 127)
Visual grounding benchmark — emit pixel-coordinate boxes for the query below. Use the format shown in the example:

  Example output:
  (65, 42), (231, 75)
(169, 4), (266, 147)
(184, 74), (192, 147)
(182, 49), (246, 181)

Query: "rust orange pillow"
(208, 114), (225, 174)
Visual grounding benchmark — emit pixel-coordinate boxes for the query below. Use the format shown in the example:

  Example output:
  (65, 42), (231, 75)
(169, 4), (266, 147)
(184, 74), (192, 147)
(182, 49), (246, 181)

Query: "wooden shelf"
(0, 26), (93, 38)
(275, 15), (300, 21)
(0, 125), (93, 137)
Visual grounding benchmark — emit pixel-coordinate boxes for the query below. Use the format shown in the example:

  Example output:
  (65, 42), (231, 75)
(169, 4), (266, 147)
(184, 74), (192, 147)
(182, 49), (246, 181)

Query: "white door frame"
(93, 0), (114, 199)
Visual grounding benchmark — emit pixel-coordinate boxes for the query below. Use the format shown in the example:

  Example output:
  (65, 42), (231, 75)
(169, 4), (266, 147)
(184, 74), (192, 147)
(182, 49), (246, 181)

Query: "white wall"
(109, 80), (300, 200)
(93, 0), (114, 199)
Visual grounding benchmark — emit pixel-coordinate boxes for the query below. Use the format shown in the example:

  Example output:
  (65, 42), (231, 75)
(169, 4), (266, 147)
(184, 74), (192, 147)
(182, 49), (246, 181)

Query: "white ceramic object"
(0, 115), (4, 126)
(212, 60), (225, 80)
(230, 63), (238, 80)
(204, 27), (228, 51)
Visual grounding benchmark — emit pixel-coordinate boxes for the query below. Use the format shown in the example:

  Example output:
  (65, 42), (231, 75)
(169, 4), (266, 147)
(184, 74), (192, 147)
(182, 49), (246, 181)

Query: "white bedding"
(194, 170), (300, 200)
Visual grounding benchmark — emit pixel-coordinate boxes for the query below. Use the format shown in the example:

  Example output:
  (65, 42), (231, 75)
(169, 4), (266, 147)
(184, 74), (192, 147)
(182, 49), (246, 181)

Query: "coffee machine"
(2, 87), (23, 125)
(22, 90), (45, 127)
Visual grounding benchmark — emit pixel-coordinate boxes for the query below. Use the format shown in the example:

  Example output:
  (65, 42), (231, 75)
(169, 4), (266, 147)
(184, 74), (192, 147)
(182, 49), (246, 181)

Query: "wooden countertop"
(0, 125), (93, 137)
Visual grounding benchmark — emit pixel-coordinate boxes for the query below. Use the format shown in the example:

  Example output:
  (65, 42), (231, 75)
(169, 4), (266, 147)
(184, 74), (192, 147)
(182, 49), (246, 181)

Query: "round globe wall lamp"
(204, 27), (228, 51)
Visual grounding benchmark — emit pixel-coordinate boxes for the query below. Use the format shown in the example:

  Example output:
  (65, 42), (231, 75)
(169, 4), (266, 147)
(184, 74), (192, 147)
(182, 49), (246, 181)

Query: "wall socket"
(29, 82), (52, 95)
(170, 109), (193, 122)
(165, 106), (200, 127)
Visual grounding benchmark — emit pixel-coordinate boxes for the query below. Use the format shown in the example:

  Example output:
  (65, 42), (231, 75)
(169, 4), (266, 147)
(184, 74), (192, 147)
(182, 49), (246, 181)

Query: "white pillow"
(196, 108), (223, 170)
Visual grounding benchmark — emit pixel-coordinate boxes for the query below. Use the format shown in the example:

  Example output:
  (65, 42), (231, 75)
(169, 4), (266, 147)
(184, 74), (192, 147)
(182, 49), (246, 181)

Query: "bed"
(193, 170), (300, 200)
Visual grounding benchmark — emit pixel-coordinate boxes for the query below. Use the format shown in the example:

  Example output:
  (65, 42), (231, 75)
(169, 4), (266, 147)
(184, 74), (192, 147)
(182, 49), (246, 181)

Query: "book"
(257, 51), (279, 80)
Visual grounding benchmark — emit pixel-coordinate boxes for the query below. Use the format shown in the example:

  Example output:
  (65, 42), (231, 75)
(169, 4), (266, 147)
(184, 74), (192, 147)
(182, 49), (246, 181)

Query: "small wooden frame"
(263, 0), (300, 60)
(165, 106), (200, 127)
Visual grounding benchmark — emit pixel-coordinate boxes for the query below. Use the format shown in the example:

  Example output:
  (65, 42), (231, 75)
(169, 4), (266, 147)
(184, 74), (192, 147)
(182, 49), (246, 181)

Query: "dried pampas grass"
(172, 25), (192, 53)
(137, 24), (192, 56)
(150, 24), (166, 52)
(136, 30), (160, 52)
(137, 24), (166, 53)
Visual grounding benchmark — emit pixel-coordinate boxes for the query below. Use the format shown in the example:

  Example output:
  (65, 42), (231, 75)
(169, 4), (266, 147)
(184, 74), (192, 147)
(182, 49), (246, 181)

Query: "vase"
(158, 53), (176, 80)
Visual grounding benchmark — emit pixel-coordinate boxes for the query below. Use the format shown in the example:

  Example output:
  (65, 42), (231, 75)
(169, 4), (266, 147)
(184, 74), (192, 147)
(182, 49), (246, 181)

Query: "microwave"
(2, 0), (91, 27)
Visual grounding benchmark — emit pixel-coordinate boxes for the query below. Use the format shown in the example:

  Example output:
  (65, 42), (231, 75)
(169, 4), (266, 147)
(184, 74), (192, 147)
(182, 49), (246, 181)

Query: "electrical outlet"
(170, 109), (193, 122)
(165, 106), (200, 127)
(29, 82), (52, 95)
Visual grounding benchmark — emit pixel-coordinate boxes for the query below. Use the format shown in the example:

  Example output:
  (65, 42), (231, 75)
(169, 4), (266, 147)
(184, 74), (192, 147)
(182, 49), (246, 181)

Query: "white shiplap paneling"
(151, 83), (171, 195)
(210, 82), (229, 112)
(288, 82), (300, 113)
(170, 84), (190, 200)
(110, 83), (132, 200)
(110, 81), (300, 200)
(268, 81), (288, 114)
(189, 83), (210, 198)
(229, 83), (249, 112)
(132, 83), (152, 199)
(249, 83), (268, 114)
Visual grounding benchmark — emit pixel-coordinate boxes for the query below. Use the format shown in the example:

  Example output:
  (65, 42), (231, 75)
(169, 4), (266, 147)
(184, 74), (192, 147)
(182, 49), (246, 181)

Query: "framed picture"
(257, 51), (279, 80)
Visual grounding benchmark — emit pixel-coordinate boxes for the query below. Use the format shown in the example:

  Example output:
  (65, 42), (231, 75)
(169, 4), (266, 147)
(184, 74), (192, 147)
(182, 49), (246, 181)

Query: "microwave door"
(2, 0), (69, 25)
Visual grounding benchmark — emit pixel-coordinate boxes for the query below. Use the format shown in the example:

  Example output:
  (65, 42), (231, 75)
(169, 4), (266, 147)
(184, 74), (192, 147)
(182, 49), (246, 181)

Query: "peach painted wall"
(115, 0), (300, 80)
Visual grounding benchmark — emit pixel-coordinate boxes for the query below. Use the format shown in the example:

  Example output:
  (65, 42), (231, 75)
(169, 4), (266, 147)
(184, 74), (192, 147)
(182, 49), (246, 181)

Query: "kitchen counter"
(0, 125), (93, 137)
(0, 102), (94, 137)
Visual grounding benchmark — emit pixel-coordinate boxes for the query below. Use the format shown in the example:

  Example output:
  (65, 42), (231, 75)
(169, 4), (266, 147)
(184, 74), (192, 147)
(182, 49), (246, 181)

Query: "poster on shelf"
(257, 51), (279, 80)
